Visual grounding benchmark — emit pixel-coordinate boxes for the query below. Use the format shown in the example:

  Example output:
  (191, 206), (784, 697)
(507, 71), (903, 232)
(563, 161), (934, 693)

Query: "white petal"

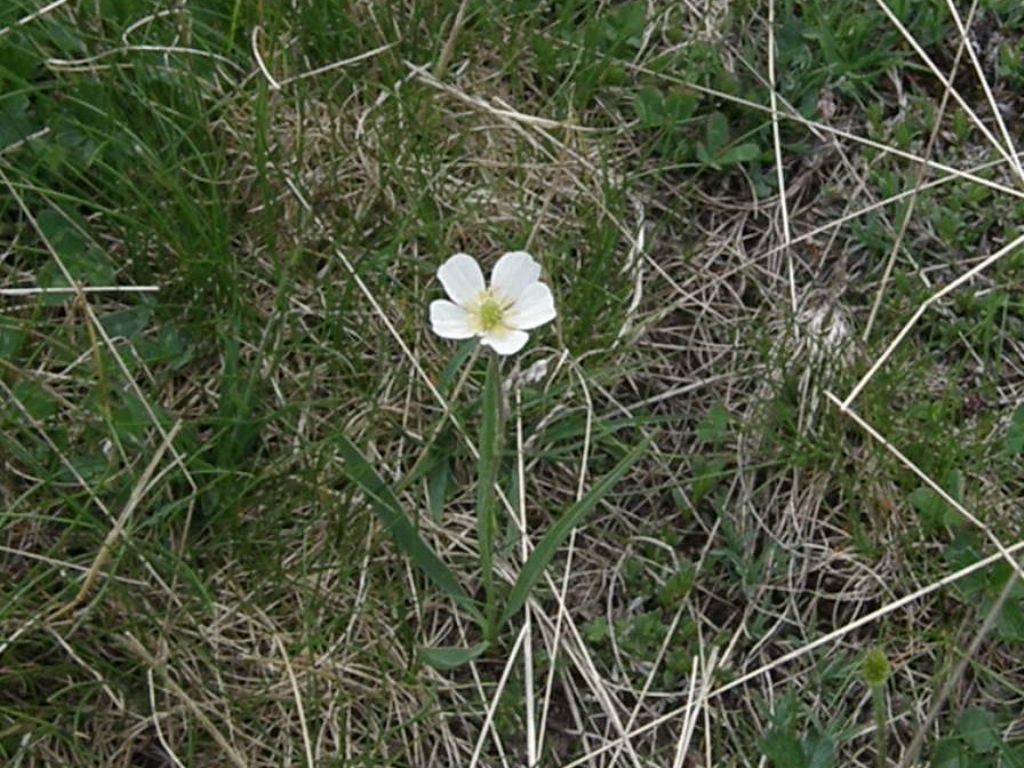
(430, 300), (476, 339)
(490, 251), (541, 302)
(506, 282), (556, 330)
(438, 253), (485, 305)
(480, 328), (530, 355)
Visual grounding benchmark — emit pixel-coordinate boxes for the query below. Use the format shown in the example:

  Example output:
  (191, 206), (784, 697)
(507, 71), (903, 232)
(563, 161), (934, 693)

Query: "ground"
(2, 1), (1024, 766)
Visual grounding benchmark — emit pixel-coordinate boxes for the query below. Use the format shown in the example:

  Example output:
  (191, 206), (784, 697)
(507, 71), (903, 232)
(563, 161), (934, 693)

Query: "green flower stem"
(872, 684), (887, 768)
(478, 352), (503, 644)
(863, 648), (891, 768)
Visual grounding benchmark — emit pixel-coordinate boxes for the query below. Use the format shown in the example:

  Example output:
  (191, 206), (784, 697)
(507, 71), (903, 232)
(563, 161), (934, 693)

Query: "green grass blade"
(500, 440), (647, 629)
(336, 434), (481, 621)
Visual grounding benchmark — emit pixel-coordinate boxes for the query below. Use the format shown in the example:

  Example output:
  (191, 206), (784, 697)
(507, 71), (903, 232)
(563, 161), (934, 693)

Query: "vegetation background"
(2, 0), (1024, 765)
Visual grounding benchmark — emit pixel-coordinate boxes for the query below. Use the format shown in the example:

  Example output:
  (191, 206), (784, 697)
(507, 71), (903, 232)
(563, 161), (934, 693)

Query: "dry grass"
(3, 0), (1024, 766)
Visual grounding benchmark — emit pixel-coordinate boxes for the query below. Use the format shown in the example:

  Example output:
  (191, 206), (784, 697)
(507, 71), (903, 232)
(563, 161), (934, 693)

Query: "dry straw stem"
(467, 623), (529, 768)
(122, 633), (249, 768)
(626, 60), (1024, 202)
(844, 230), (1024, 408)
(0, 544), (148, 587)
(0, 285), (160, 295)
(274, 633), (315, 768)
(898, 572), (1020, 768)
(514, 389), (538, 767)
(146, 667), (188, 768)
(44, 44), (245, 74)
(757, 151), (1023, 268)
(279, 162), (646, 761)
(3, 172), (202, 593)
(767, 0), (796, 313)
(536, 358), (594, 760)
(48, 420), (184, 622)
(942, 0), (1024, 183)
(434, 0), (472, 81)
(563, 536), (1024, 767)
(0, 376), (179, 615)
(863, 0), (976, 342)
(673, 647), (719, 768)
(871, 0), (1024, 186)
(250, 26), (282, 90)
(409, 63), (597, 133)
(244, 23), (393, 92)
(826, 392), (1024, 583)
(0, 0), (72, 39)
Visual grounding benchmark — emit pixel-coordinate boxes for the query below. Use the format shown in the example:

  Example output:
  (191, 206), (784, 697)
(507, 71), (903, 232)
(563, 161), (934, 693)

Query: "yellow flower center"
(477, 297), (506, 332)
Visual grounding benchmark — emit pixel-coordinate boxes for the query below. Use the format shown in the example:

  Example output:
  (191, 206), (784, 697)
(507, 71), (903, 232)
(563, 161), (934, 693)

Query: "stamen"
(477, 297), (505, 332)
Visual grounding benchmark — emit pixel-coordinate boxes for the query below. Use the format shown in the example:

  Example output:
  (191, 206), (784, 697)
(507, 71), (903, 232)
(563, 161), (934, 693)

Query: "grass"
(3, 0), (1024, 765)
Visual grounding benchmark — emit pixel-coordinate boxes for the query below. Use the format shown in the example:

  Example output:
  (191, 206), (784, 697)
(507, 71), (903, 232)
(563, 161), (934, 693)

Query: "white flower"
(429, 251), (556, 355)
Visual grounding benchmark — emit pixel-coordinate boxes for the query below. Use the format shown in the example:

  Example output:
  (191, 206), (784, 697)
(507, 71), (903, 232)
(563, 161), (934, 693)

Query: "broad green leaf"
(695, 141), (718, 169)
(500, 440), (647, 628)
(337, 434), (480, 621)
(719, 142), (761, 165)
(664, 90), (698, 122)
(100, 305), (152, 340)
(705, 111), (730, 155)
(635, 87), (664, 128)
(0, 92), (33, 147)
(804, 733), (836, 768)
(760, 728), (804, 768)
(958, 709), (998, 754)
(418, 642), (488, 670)
(997, 598), (1024, 643)
(137, 325), (192, 369)
(0, 319), (25, 360)
(696, 404), (730, 444)
(35, 210), (115, 304)
(909, 486), (961, 530)
(930, 737), (969, 768)
(691, 456), (727, 504)
(12, 380), (58, 421)
(1000, 743), (1024, 768)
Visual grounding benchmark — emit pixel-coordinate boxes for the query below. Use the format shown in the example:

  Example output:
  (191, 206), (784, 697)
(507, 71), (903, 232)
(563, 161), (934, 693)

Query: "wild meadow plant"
(340, 251), (644, 668)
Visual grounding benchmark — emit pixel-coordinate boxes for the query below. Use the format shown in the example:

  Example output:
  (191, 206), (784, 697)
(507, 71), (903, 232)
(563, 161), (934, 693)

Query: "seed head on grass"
(429, 251), (556, 355)
(862, 647), (891, 689)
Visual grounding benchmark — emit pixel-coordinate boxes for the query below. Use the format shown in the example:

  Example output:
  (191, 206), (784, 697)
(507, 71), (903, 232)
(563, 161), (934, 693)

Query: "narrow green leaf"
(337, 434), (480, 620)
(500, 440), (647, 628)
(427, 454), (450, 523)
(1007, 405), (1024, 455)
(440, 340), (478, 396)
(418, 642), (489, 670)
